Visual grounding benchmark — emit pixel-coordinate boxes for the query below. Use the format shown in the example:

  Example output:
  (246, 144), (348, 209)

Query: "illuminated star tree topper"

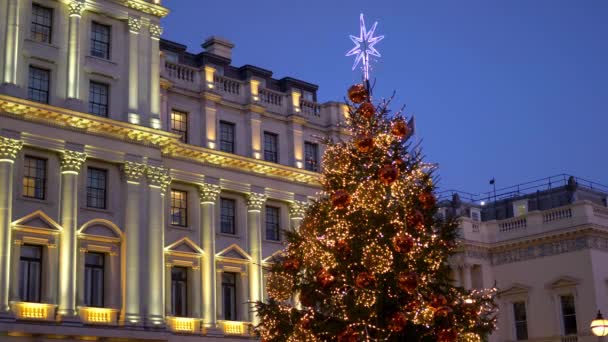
(346, 13), (385, 81)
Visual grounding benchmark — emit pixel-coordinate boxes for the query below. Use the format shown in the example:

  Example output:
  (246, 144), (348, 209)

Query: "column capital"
(199, 183), (221, 203)
(246, 193), (267, 211)
(146, 166), (171, 192)
(128, 16), (142, 33)
(149, 24), (163, 40)
(68, 0), (86, 17)
(60, 150), (86, 173)
(0, 137), (23, 161)
(289, 200), (308, 220)
(122, 161), (146, 183)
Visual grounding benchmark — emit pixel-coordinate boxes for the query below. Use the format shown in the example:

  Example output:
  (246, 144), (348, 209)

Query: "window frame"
(28, 66), (50, 104)
(170, 110), (188, 143)
(220, 198), (236, 235)
(170, 189), (188, 227)
(560, 294), (578, 335)
(263, 131), (278, 163)
(222, 272), (237, 321)
(512, 301), (528, 341)
(304, 141), (319, 172)
(90, 21), (111, 60)
(86, 167), (108, 210)
(22, 156), (47, 200)
(88, 81), (109, 117)
(84, 252), (105, 308)
(19, 244), (43, 303)
(265, 205), (280, 241)
(171, 266), (188, 317)
(219, 121), (235, 153)
(30, 3), (53, 44)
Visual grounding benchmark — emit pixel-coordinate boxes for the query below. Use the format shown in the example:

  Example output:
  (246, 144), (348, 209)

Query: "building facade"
(442, 176), (608, 342)
(0, 0), (347, 340)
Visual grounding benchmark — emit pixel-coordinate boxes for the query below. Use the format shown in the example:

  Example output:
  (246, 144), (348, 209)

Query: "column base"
(0, 309), (15, 322)
(145, 315), (165, 329)
(204, 326), (223, 337)
(64, 98), (85, 112)
(123, 313), (143, 327)
(57, 310), (82, 325)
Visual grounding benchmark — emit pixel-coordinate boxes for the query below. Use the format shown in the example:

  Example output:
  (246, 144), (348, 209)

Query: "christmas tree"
(255, 82), (497, 341)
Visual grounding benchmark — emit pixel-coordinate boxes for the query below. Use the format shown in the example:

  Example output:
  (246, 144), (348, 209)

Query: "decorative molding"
(127, 16), (142, 33)
(199, 183), (221, 203)
(289, 200), (307, 219)
(246, 192), (267, 211)
(124, 0), (170, 18)
(146, 165), (171, 192)
(60, 150), (86, 173)
(68, 0), (86, 17)
(0, 137), (23, 160)
(149, 24), (163, 39)
(122, 161), (146, 182)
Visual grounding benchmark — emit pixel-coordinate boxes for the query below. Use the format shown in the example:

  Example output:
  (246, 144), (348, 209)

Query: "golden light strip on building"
(166, 317), (200, 333)
(220, 320), (249, 335)
(13, 302), (56, 321)
(79, 307), (119, 325)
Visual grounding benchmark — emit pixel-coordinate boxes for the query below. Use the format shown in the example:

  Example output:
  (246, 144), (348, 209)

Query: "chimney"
(202, 36), (234, 60)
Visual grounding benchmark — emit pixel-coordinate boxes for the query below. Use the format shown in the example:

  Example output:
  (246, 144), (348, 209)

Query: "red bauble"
(358, 102), (376, 119)
(431, 294), (448, 308)
(355, 272), (376, 288)
(434, 306), (453, 318)
(316, 268), (335, 287)
(283, 258), (300, 272)
(354, 135), (374, 153)
(391, 118), (410, 138)
(438, 329), (458, 342)
(388, 312), (408, 332)
(392, 233), (414, 254)
(331, 190), (351, 209)
(398, 271), (418, 293)
(335, 239), (351, 258)
(407, 210), (425, 230)
(347, 84), (368, 104)
(418, 191), (436, 210)
(379, 164), (400, 185)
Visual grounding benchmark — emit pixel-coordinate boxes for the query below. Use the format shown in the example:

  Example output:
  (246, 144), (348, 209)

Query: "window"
(220, 198), (236, 234)
(19, 245), (42, 302)
(28, 66), (50, 103)
(171, 110), (188, 143)
(513, 301), (528, 340)
(263, 132), (278, 163)
(219, 121), (235, 153)
(171, 267), (188, 317)
(222, 272), (237, 321)
(170, 190), (188, 227)
(23, 156), (46, 200)
(87, 168), (107, 209)
(304, 142), (319, 171)
(84, 252), (104, 307)
(560, 295), (578, 335)
(31, 4), (53, 44)
(91, 22), (110, 59)
(265, 206), (280, 241)
(89, 81), (109, 117)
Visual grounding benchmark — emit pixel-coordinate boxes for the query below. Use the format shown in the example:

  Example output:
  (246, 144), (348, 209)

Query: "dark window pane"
(219, 121), (235, 153)
(84, 252), (104, 307)
(89, 81), (109, 117)
(263, 132), (278, 163)
(19, 245), (42, 302)
(304, 142), (318, 171)
(171, 110), (188, 143)
(265, 206), (280, 241)
(31, 4), (53, 44)
(222, 272), (236, 321)
(87, 168), (107, 209)
(171, 267), (188, 317)
(23, 156), (46, 200)
(91, 22), (110, 59)
(513, 302), (528, 340)
(170, 190), (188, 226)
(28, 66), (50, 103)
(561, 295), (578, 335)
(220, 198), (235, 234)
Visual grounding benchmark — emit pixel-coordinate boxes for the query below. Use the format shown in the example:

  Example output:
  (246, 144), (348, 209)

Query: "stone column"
(8, 240), (22, 303)
(127, 16), (141, 124)
(108, 250), (120, 308)
(289, 200), (307, 231)
(246, 192), (266, 325)
(239, 271), (249, 322)
(462, 264), (472, 290)
(66, 0), (86, 101)
(0, 137), (22, 312)
(149, 24), (163, 129)
(145, 166), (170, 327)
(164, 263), (171, 316)
(58, 150), (86, 319)
(2, 0), (21, 85)
(76, 247), (86, 307)
(198, 183), (220, 329)
(121, 161), (146, 325)
(215, 269), (223, 321)
(46, 242), (58, 304)
(190, 266), (202, 318)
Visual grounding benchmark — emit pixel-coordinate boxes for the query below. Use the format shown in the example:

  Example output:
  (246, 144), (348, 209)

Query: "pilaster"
(246, 192), (267, 325)
(289, 200), (307, 231)
(149, 23), (162, 129)
(2, 0), (21, 85)
(66, 0), (86, 102)
(127, 16), (141, 124)
(199, 183), (220, 329)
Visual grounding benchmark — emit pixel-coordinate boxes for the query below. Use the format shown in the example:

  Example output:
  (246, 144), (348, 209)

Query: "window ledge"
(85, 55), (118, 66)
(19, 196), (51, 205)
(217, 232), (241, 239)
(263, 239), (284, 245)
(81, 206), (114, 215)
(169, 224), (191, 231)
(24, 38), (60, 50)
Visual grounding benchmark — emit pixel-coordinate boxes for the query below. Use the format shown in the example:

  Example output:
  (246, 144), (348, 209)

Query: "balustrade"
(543, 207), (572, 223)
(214, 75), (241, 95)
(498, 217), (527, 232)
(300, 98), (320, 117)
(164, 61), (196, 83)
(259, 88), (284, 107)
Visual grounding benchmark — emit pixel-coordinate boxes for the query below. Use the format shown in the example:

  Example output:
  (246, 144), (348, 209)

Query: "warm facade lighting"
(220, 320), (249, 335)
(167, 317), (201, 334)
(204, 66), (216, 89)
(591, 310), (608, 337)
(80, 307), (119, 325)
(12, 302), (56, 321)
(128, 113), (140, 124)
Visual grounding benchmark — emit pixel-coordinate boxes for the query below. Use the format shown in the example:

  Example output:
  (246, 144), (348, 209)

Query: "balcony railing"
(164, 61), (196, 83)
(80, 307), (119, 325)
(166, 316), (203, 334)
(300, 98), (320, 117)
(498, 217), (527, 232)
(218, 320), (251, 336)
(214, 75), (241, 95)
(259, 88), (284, 107)
(12, 302), (57, 321)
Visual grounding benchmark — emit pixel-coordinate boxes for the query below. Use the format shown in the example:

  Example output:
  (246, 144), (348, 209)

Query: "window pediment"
(12, 210), (62, 232)
(217, 244), (251, 262)
(498, 283), (531, 298)
(165, 237), (204, 257)
(547, 276), (580, 290)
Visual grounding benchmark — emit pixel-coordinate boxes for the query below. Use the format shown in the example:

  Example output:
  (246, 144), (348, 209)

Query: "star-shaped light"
(346, 13), (384, 80)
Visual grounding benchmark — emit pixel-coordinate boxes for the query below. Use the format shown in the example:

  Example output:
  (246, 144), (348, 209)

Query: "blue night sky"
(161, 0), (608, 195)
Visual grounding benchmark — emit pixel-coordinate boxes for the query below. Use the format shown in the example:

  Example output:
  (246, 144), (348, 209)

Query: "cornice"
(123, 0), (169, 18)
(0, 95), (321, 186)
